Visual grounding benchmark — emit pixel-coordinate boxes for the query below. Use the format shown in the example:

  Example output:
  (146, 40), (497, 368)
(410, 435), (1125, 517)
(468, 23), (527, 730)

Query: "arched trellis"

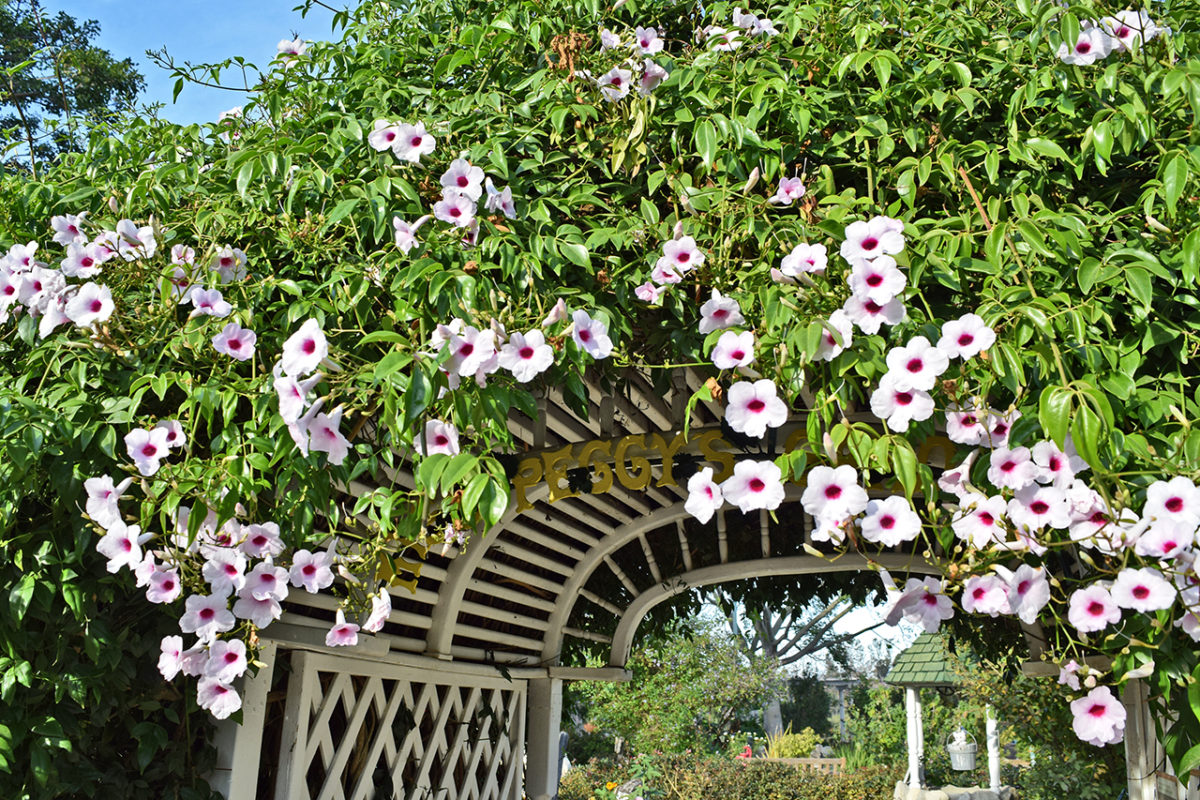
(216, 369), (958, 800)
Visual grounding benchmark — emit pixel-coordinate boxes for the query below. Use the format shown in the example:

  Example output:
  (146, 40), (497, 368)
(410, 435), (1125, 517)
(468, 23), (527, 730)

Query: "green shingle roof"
(884, 632), (956, 687)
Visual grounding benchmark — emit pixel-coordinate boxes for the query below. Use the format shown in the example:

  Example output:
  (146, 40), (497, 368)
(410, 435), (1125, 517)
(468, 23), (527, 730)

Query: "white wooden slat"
(562, 626), (613, 644)
(579, 588), (624, 617)
(760, 509), (771, 559)
(476, 558), (565, 596)
(638, 532), (663, 584)
(458, 599), (551, 632)
(452, 622), (545, 652)
(285, 590), (434, 630)
(677, 520), (693, 571)
(465, 577), (558, 612)
(504, 521), (589, 559)
(603, 554), (639, 596)
(717, 508), (728, 564)
(486, 540), (576, 577)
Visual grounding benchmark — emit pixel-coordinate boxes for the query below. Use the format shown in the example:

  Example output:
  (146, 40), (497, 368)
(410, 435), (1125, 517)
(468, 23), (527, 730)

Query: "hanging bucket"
(946, 729), (978, 770)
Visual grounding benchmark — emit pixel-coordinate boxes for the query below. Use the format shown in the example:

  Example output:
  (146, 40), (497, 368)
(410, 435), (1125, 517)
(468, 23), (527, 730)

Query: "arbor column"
(209, 641), (276, 800)
(905, 687), (924, 789)
(986, 706), (1001, 792)
(525, 677), (564, 800)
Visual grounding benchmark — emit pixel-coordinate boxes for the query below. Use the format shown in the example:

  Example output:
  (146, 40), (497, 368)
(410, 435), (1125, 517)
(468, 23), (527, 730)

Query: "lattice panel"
(276, 652), (526, 800)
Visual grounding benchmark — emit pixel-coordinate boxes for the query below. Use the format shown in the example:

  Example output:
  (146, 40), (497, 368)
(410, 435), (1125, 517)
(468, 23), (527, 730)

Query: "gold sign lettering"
(613, 435), (653, 490)
(513, 456), (543, 512)
(696, 430), (735, 482)
(578, 440), (615, 495)
(543, 444), (581, 502)
(651, 431), (689, 488)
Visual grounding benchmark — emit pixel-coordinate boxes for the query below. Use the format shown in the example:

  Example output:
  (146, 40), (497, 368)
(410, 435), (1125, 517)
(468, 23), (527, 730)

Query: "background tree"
(572, 620), (783, 753)
(0, 0), (143, 175)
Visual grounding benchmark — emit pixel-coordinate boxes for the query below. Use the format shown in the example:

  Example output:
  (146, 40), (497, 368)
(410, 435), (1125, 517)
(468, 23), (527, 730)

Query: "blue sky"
(47, 1), (340, 124)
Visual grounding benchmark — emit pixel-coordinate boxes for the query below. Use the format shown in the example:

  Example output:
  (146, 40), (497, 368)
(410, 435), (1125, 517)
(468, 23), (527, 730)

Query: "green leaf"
(1070, 403), (1104, 469)
(8, 574), (35, 623)
(1038, 386), (1072, 449)
(1162, 152), (1189, 216)
(403, 366), (433, 425)
(1125, 267), (1152, 307)
(560, 241), (590, 268)
(373, 350), (410, 382)
(694, 120), (717, 170)
(1024, 137), (1071, 162)
(439, 453), (478, 494)
(890, 443), (918, 502)
(235, 159), (255, 197)
(479, 478), (508, 529)
(461, 473), (490, 517)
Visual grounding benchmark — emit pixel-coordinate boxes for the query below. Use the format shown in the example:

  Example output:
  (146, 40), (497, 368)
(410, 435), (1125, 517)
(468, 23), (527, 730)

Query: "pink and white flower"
(51, 213), (87, 246)
(179, 593), (236, 642)
(362, 588), (392, 633)
(281, 319), (328, 377)
(983, 409), (1019, 449)
(869, 373), (934, 432)
(842, 294), (905, 335)
(245, 560), (290, 602)
(884, 336), (948, 391)
(635, 26), (664, 54)
(393, 214), (431, 254)
(685, 467), (725, 524)
(1143, 477), (1200, 528)
(698, 290), (744, 334)
(847, 256), (907, 304)
(499, 330), (555, 382)
(997, 564), (1051, 624)
(639, 61), (668, 95)
(65, 282), (114, 328)
(159, 635), (184, 681)
(202, 548), (248, 595)
(188, 287), (232, 319)
(635, 281), (664, 303)
(767, 177), (806, 206)
(326, 609), (360, 647)
(1100, 10), (1166, 51)
(309, 408), (351, 465)
(937, 450), (979, 500)
(232, 590), (282, 628)
(840, 216), (905, 262)
(859, 496), (921, 547)
(1032, 439), (1085, 488)
(368, 119), (402, 151)
(802, 465), (868, 521)
(416, 420), (460, 457)
(707, 26), (741, 51)
(205, 639), (248, 683)
(988, 447), (1040, 491)
(290, 549), (336, 593)
(392, 122), (436, 163)
(1070, 686), (1126, 746)
(597, 68), (633, 102)
(724, 379), (788, 438)
(125, 426), (171, 476)
(440, 159), (485, 201)
(61, 243), (107, 278)
(96, 521), (147, 573)
(721, 460), (785, 513)
(961, 574), (1010, 616)
(211, 246), (247, 282)
(483, 178), (517, 219)
(1111, 567), (1176, 612)
(571, 310), (613, 359)
(903, 577), (955, 632)
(275, 371), (322, 423)
(213, 321), (257, 361)
(711, 330), (755, 370)
(599, 28), (620, 50)
(951, 494), (1008, 548)
(1057, 27), (1115, 66)
(85, 475), (133, 529)
(657, 236), (705, 275)
(937, 314), (995, 359)
(154, 419), (186, 449)
(815, 310), (853, 361)
(240, 522), (284, 558)
(780, 243), (827, 276)
(1068, 585), (1121, 633)
(197, 677), (242, 720)
(433, 190), (477, 228)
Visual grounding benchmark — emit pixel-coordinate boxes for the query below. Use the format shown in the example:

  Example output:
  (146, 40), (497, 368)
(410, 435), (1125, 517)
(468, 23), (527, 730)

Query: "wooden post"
(525, 677), (564, 800)
(986, 705), (1001, 792)
(1123, 679), (1157, 800)
(906, 687), (924, 789)
(210, 640), (277, 800)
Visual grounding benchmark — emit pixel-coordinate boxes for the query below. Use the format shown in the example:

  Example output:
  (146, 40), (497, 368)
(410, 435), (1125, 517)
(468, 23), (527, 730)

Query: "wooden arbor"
(212, 369), (942, 800)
